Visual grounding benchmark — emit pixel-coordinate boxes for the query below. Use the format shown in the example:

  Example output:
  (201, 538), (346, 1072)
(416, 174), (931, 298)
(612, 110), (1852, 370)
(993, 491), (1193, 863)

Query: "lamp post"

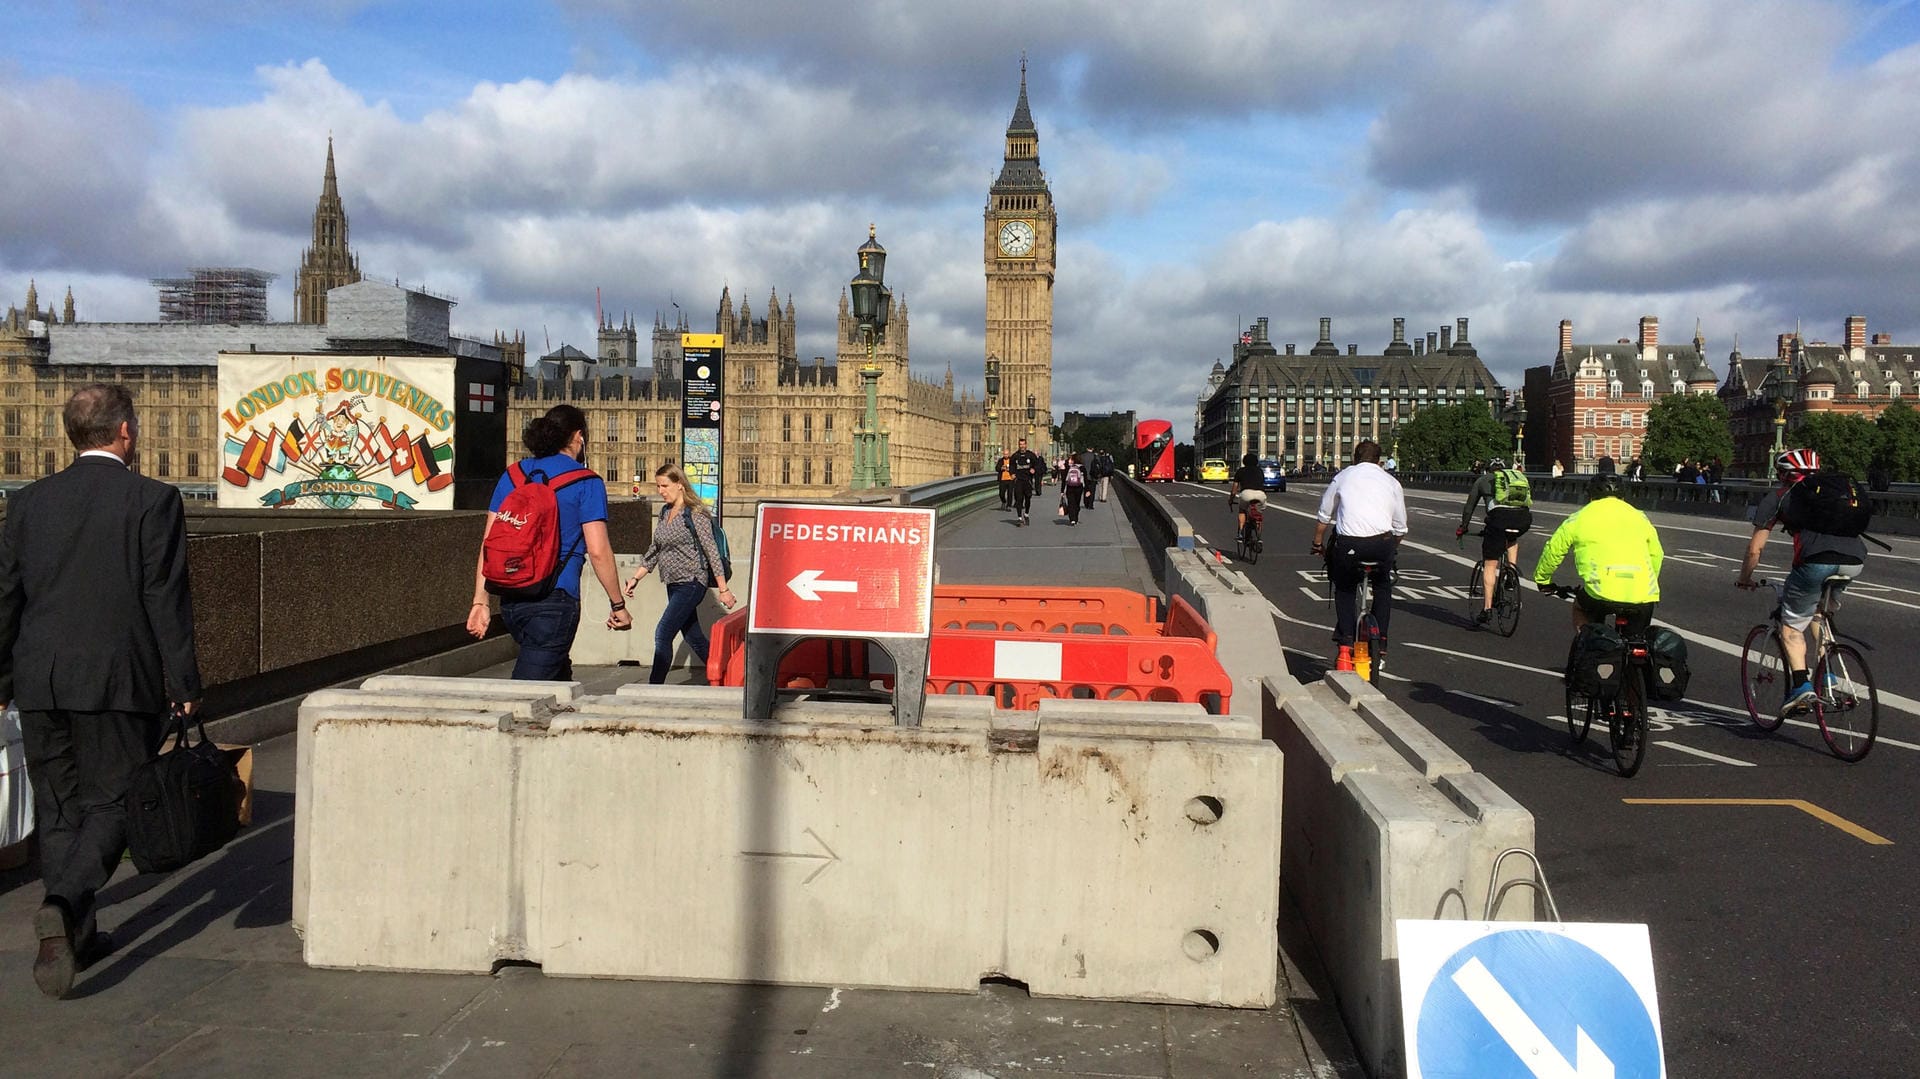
(1026, 393), (1037, 459)
(1511, 400), (1527, 468)
(849, 225), (892, 489)
(1767, 342), (1796, 460)
(984, 355), (1001, 472)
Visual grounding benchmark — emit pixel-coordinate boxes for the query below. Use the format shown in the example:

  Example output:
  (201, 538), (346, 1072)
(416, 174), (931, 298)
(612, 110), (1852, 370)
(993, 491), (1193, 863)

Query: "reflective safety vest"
(1533, 497), (1664, 604)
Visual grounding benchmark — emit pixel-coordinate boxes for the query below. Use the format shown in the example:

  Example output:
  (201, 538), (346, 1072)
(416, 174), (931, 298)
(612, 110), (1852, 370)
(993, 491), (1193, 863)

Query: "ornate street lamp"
(850, 225), (892, 489)
(1026, 393), (1036, 447)
(1511, 399), (1528, 467)
(1766, 340), (1797, 458)
(984, 354), (1001, 471)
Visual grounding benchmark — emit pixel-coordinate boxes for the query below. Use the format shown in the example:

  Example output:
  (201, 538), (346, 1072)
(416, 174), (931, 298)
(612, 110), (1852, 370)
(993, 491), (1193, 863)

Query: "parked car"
(1199, 458), (1230, 482)
(1260, 458), (1287, 492)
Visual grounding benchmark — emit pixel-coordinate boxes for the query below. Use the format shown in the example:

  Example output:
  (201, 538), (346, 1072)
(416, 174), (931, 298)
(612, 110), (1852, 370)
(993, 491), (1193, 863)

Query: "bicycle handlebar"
(1538, 583), (1580, 599)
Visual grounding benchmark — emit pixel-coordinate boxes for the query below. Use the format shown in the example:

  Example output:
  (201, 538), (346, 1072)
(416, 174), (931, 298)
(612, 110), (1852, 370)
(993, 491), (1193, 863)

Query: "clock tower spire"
(984, 58), (1055, 445)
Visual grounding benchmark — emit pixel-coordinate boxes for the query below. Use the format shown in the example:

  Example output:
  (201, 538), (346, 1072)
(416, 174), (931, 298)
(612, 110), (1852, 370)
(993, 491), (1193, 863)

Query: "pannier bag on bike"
(1565, 621), (1626, 698)
(1780, 470), (1873, 537)
(1646, 626), (1691, 701)
(1492, 468), (1532, 508)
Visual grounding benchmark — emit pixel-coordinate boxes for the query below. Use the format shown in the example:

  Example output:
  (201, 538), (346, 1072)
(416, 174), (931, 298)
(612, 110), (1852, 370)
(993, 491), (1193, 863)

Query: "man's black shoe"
(32, 902), (76, 1000)
(76, 931), (116, 972)
(1475, 609), (1493, 626)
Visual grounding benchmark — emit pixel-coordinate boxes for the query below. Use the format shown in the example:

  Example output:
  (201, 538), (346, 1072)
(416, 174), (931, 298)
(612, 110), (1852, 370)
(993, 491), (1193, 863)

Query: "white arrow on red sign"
(788, 568), (857, 602)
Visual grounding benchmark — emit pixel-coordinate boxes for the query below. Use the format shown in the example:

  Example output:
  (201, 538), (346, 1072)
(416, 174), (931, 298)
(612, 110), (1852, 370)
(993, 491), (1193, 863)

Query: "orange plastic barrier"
(932, 585), (1161, 636)
(703, 587), (1231, 714)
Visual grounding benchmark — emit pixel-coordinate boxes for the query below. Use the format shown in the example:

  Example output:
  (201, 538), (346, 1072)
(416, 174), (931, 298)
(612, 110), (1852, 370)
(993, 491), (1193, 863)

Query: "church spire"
(1007, 54), (1036, 140)
(295, 136), (362, 324)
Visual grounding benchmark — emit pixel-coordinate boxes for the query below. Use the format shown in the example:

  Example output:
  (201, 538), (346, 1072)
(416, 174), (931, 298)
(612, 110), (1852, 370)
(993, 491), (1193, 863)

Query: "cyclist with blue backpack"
(1455, 456), (1533, 627)
(1735, 448), (1871, 716)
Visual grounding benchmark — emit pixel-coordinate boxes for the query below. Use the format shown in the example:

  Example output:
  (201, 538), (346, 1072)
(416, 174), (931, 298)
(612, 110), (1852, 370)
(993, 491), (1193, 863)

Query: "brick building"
(1720, 315), (1917, 474)
(1532, 316), (1719, 474)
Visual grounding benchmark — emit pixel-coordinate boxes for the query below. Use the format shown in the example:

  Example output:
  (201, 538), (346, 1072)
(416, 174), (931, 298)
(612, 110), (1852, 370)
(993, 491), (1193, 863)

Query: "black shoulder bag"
(126, 708), (246, 874)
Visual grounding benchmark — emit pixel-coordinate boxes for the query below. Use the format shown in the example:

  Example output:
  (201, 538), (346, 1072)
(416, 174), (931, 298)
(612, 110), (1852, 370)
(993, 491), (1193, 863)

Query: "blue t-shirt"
(488, 454), (609, 598)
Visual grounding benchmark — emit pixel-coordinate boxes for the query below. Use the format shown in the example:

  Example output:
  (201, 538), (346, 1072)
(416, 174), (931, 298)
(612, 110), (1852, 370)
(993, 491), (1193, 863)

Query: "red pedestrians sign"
(748, 503), (937, 638)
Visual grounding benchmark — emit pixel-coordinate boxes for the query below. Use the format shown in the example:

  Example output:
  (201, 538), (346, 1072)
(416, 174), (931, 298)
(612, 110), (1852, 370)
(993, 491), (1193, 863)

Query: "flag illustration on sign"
(238, 431), (271, 480)
(387, 426), (413, 475)
(281, 418), (306, 464)
(263, 425), (288, 474)
(466, 382), (496, 413)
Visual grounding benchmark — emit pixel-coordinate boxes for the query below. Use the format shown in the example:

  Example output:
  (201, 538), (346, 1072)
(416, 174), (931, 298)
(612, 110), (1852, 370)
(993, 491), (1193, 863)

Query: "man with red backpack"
(1736, 448), (1871, 716)
(469, 404), (631, 679)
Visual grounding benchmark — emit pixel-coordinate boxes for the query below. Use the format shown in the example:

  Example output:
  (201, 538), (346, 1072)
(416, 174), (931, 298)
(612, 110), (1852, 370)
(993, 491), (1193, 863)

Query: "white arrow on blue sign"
(1397, 921), (1666, 1079)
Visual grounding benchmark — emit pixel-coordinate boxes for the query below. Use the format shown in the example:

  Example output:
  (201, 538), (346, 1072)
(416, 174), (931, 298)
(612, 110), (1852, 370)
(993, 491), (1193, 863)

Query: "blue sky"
(6, 0), (1920, 435)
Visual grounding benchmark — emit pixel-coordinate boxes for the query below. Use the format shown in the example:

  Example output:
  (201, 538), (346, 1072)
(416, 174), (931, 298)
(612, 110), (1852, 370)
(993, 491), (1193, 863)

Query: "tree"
(1793, 412), (1878, 478)
(1874, 401), (1920, 482)
(1641, 394), (1733, 473)
(1067, 418), (1128, 464)
(1394, 400), (1513, 471)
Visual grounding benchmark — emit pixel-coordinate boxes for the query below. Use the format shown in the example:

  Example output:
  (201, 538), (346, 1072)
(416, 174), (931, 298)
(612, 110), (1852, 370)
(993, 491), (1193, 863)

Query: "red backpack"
(482, 462), (598, 599)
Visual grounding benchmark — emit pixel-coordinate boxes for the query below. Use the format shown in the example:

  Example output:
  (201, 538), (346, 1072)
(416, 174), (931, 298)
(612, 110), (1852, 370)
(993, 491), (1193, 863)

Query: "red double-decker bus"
(1135, 419), (1175, 481)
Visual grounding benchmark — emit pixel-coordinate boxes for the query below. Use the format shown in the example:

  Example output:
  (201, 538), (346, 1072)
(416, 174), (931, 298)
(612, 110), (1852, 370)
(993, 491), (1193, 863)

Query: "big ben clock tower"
(985, 60), (1056, 443)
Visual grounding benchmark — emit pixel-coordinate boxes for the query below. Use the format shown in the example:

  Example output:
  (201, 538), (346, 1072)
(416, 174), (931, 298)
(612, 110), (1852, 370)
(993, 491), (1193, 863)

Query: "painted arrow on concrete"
(741, 827), (841, 884)
(788, 569), (857, 602)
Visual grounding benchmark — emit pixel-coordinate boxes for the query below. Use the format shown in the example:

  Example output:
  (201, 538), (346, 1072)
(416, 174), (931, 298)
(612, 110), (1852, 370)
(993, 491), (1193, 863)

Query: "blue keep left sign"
(1397, 921), (1666, 1079)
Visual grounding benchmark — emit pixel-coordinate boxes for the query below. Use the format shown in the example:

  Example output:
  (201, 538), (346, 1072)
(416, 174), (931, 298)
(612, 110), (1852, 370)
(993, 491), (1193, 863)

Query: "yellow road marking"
(1623, 798), (1893, 845)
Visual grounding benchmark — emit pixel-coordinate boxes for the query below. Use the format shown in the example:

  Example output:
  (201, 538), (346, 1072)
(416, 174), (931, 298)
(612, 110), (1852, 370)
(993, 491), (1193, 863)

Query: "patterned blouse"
(641, 503), (728, 588)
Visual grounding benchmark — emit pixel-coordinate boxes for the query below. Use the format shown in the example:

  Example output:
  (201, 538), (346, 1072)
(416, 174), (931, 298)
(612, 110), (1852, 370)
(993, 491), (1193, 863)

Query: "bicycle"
(1461, 532), (1522, 637)
(1234, 497), (1264, 564)
(1319, 556), (1390, 683)
(1541, 583), (1652, 777)
(1738, 575), (1878, 761)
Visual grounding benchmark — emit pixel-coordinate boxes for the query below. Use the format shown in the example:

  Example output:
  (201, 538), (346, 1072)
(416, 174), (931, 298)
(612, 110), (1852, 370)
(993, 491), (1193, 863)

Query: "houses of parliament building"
(2, 71), (1057, 503)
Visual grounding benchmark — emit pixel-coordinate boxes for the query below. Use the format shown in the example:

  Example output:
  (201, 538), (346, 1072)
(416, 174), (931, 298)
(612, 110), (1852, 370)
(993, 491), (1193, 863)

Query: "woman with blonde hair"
(625, 464), (736, 683)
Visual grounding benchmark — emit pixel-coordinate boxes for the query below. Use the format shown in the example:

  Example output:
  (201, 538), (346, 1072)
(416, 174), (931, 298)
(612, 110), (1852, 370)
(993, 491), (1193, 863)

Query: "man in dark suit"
(0, 383), (201, 999)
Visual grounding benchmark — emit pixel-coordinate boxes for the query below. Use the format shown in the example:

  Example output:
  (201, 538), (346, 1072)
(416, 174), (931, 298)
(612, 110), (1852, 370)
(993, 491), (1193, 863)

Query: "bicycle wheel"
(1242, 521), (1260, 564)
(1463, 563), (1483, 624)
(1493, 565), (1522, 637)
(1814, 643), (1878, 762)
(1740, 624), (1786, 731)
(1564, 686), (1592, 746)
(1611, 669), (1649, 777)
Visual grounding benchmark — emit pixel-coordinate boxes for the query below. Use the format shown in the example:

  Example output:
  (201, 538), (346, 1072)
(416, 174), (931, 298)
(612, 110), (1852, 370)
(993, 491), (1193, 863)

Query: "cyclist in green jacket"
(1533, 471), (1664, 629)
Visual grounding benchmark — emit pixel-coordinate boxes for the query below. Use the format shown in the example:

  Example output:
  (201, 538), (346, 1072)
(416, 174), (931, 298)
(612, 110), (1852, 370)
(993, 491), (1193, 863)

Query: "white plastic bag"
(1, 703), (32, 847)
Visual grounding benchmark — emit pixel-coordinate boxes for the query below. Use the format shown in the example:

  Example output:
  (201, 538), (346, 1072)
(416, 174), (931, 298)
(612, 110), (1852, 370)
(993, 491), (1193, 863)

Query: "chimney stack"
(1393, 318), (1406, 343)
(1414, 339), (1425, 356)
(1257, 316), (1270, 342)
(1312, 317), (1339, 356)
(1427, 332), (1438, 354)
(1348, 344), (1357, 356)
(1777, 333), (1794, 361)
(1285, 343), (1296, 355)
(1873, 333), (1891, 345)
(1559, 319), (1573, 354)
(1639, 316), (1658, 351)
(1440, 326), (1452, 351)
(1845, 315), (1866, 354)
(1456, 317), (1470, 346)
(1318, 317), (1332, 342)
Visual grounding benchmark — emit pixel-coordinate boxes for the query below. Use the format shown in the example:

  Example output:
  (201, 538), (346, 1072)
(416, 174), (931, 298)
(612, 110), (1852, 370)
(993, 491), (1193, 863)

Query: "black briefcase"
(126, 709), (245, 874)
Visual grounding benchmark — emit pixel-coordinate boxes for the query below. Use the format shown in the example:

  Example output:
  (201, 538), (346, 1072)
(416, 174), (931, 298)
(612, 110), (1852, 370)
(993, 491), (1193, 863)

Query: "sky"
(5, 0), (1920, 438)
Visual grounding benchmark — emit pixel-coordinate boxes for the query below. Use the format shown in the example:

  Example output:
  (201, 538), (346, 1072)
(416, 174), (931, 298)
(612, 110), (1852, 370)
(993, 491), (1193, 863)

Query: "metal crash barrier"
(707, 587), (1230, 714)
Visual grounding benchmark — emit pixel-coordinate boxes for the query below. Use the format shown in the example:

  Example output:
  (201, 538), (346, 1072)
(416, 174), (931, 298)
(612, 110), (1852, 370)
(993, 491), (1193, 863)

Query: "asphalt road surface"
(1164, 478), (1920, 1079)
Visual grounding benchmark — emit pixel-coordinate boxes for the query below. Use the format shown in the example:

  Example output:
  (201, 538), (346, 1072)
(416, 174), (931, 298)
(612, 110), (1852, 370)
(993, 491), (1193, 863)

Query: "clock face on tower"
(997, 219), (1036, 257)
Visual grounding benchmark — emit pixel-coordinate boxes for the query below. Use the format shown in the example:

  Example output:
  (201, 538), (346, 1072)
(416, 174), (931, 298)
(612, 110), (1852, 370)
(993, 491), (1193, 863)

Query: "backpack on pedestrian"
(1065, 462), (1084, 486)
(1491, 467), (1532, 508)
(1779, 470), (1873, 537)
(482, 462), (598, 600)
(665, 504), (733, 586)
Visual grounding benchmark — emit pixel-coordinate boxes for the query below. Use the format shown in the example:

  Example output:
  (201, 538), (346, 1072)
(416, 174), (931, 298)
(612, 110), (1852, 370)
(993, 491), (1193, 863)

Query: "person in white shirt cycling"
(1310, 440), (1408, 672)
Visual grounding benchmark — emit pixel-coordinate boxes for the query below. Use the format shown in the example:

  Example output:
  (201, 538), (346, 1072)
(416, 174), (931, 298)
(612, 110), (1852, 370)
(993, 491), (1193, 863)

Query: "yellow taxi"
(1199, 458), (1230, 482)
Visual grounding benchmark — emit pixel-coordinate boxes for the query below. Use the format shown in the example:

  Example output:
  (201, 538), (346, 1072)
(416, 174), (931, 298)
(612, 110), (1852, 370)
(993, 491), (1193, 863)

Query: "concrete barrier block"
(1273, 693), (1398, 784)
(1436, 771), (1539, 922)
(303, 708), (524, 973)
(359, 674), (583, 704)
(1353, 696), (1474, 782)
(293, 695), (554, 932)
(530, 715), (999, 990)
(1036, 698), (1250, 741)
(1005, 731), (1281, 1007)
(1323, 670), (1385, 706)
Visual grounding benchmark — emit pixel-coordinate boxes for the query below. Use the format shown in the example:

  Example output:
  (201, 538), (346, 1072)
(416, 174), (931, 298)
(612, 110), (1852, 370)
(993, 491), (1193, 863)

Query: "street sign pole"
(741, 503), (938, 728)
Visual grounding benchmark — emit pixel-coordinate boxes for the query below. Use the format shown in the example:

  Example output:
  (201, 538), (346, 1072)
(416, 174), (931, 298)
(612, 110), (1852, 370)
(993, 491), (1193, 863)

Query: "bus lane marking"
(1622, 798), (1893, 845)
(1652, 741), (1755, 766)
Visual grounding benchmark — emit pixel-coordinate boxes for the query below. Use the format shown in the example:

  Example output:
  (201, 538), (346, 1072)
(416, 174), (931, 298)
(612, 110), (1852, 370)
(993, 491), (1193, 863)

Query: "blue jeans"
(501, 589), (580, 681)
(650, 581), (711, 684)
(1781, 561), (1859, 631)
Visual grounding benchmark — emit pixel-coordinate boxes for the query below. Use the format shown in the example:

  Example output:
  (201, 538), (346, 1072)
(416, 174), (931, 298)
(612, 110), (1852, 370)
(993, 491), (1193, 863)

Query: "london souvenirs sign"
(217, 354), (457, 510)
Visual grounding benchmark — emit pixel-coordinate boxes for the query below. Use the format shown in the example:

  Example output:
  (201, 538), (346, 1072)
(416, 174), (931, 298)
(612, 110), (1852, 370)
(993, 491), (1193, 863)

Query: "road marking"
(1651, 741), (1755, 766)
(1450, 956), (1616, 1079)
(1451, 689), (1522, 708)
(1622, 798), (1893, 845)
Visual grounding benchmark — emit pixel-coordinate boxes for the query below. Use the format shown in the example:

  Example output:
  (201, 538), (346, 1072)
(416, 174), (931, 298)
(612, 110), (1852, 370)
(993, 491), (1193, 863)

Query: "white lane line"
(1654, 741), (1756, 766)
(1451, 689), (1522, 708)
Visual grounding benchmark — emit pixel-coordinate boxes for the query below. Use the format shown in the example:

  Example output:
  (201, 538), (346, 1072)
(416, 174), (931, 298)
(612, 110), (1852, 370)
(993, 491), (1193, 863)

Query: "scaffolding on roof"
(151, 267), (277, 323)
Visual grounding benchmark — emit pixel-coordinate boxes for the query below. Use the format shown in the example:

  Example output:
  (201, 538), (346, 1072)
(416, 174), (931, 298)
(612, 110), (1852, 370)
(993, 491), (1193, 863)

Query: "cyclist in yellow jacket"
(1533, 471), (1664, 629)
